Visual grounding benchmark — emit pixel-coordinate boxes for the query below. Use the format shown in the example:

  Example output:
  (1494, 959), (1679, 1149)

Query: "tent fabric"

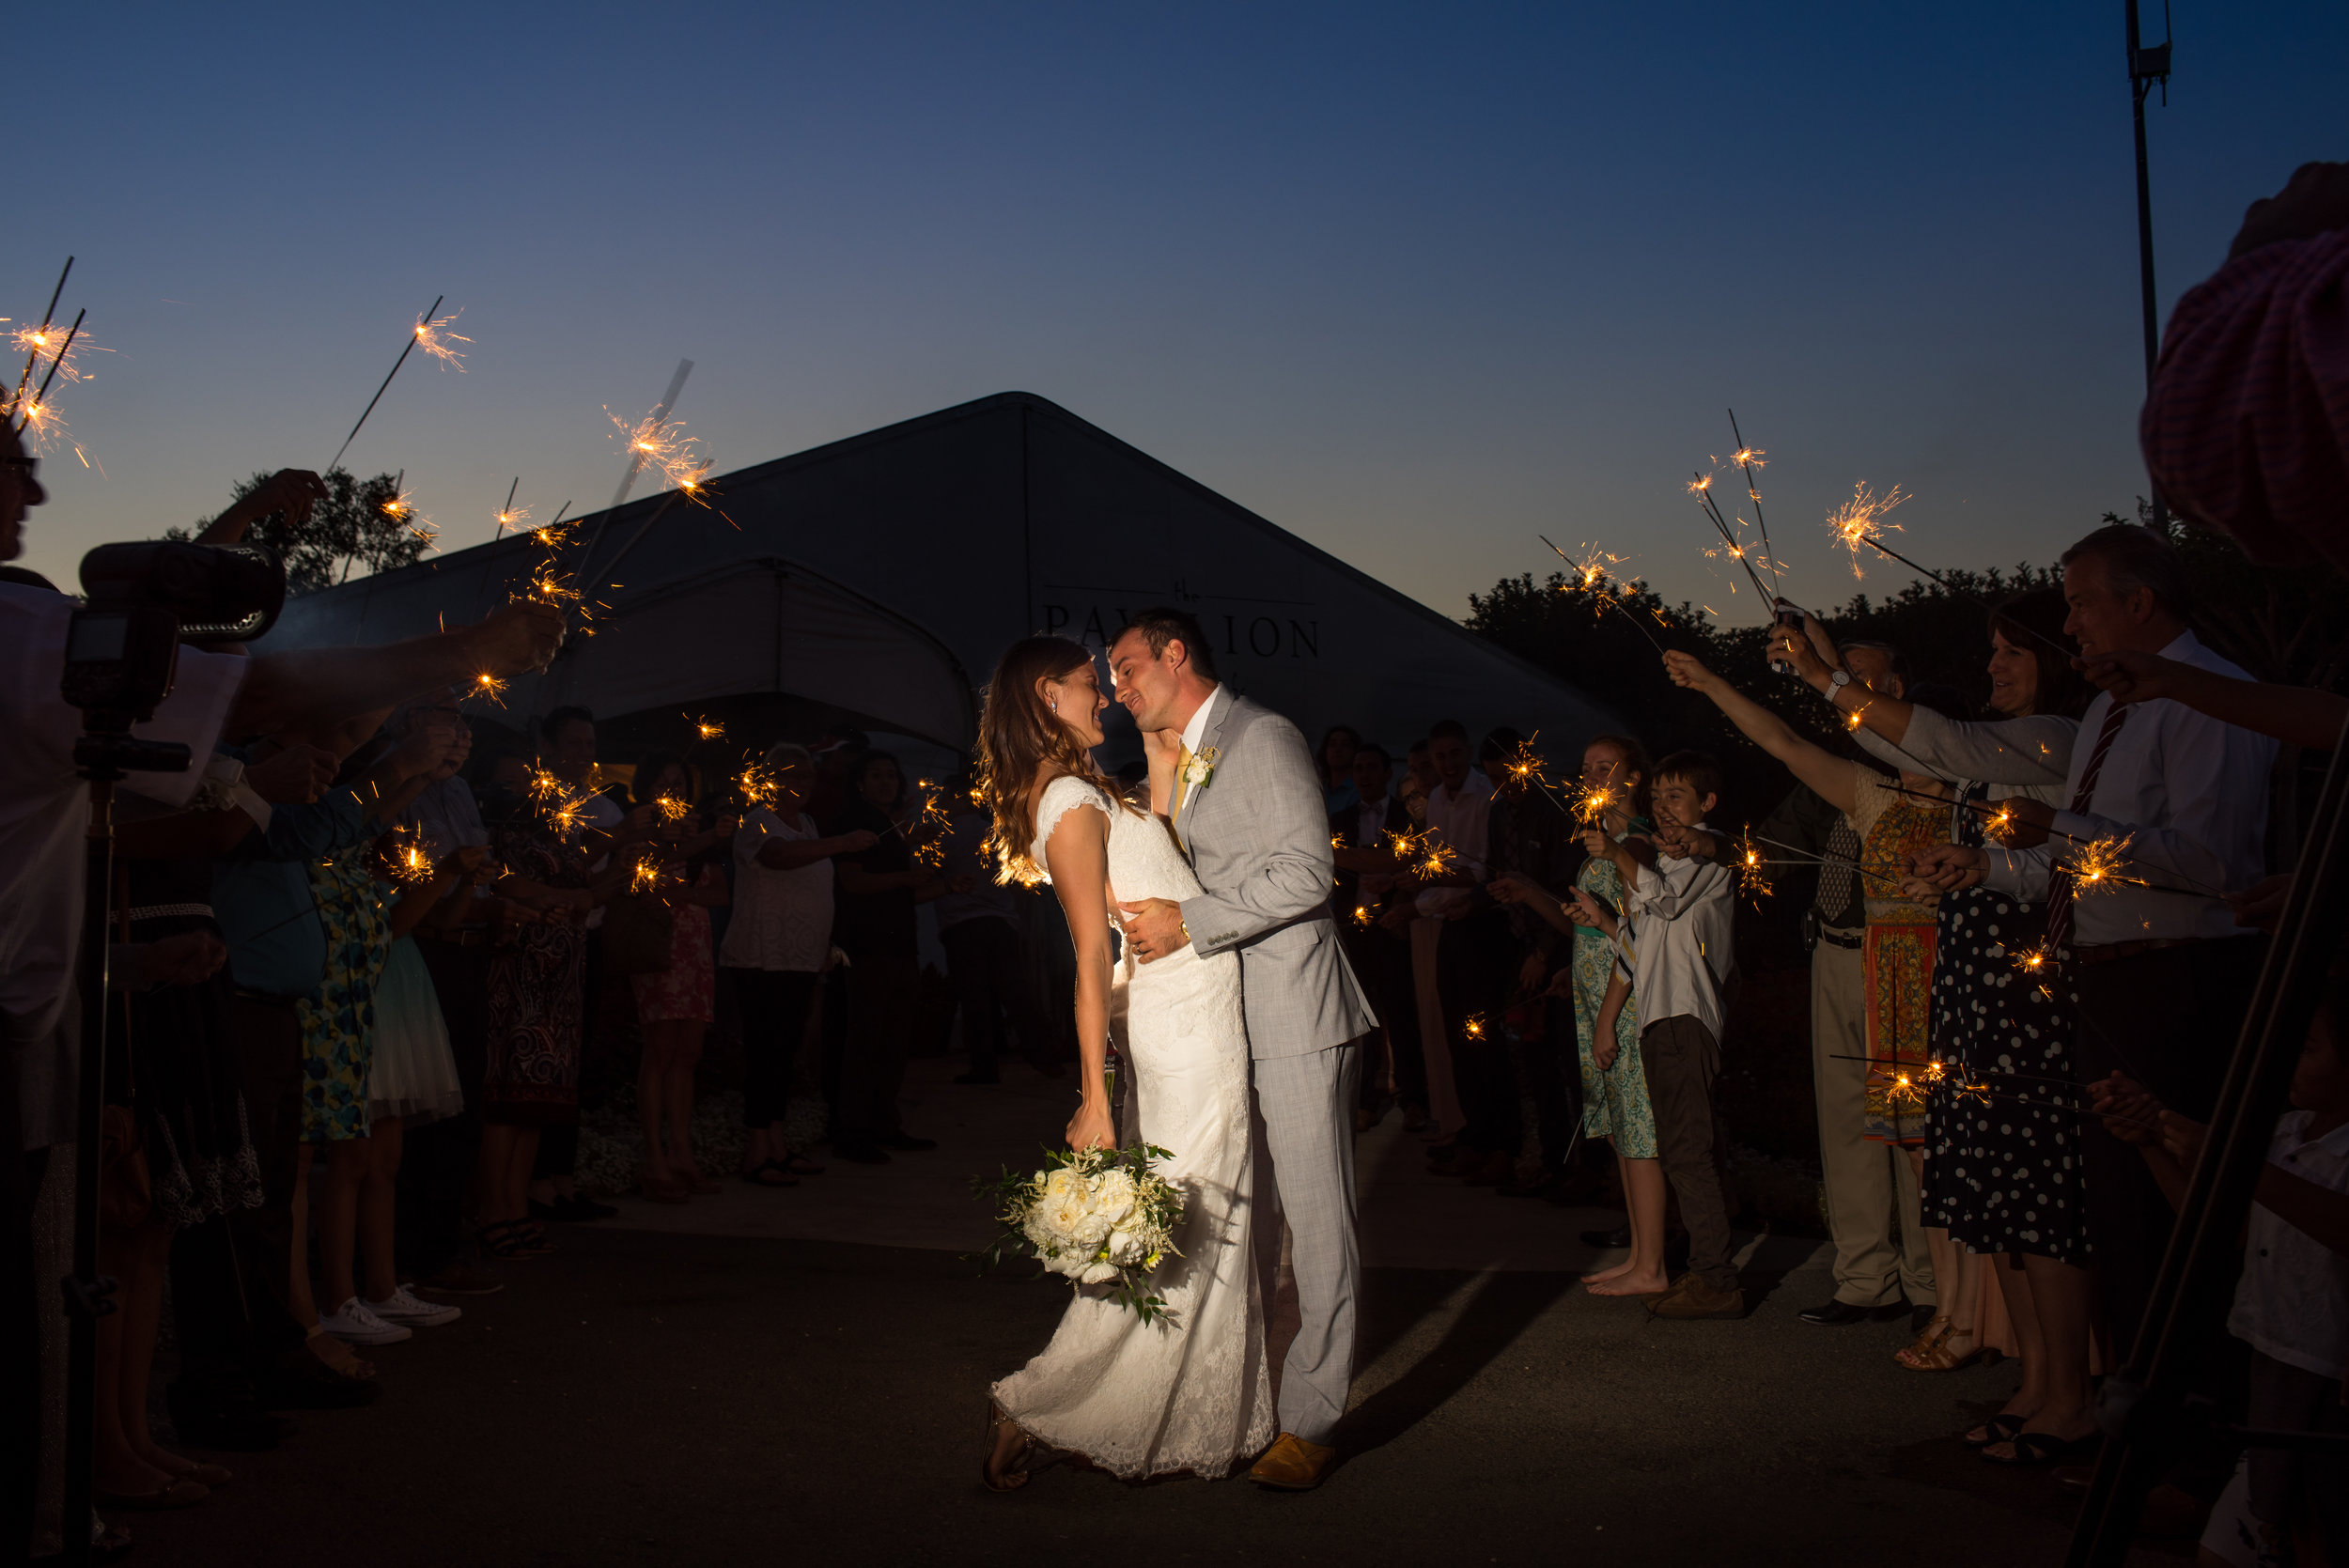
(263, 392), (1617, 759)
(257, 555), (975, 751)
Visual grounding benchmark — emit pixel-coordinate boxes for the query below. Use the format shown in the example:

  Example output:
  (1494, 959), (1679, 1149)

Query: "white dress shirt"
(1414, 770), (1494, 918)
(1981, 630), (2276, 944)
(1178, 684), (1222, 759)
(1622, 829), (1735, 1042)
(1855, 708), (2077, 802)
(2228, 1109), (2349, 1379)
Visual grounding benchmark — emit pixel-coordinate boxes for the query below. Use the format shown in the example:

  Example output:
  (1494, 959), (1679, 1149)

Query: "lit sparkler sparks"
(1540, 536), (1669, 652)
(1687, 467), (1780, 606)
(736, 759), (786, 809)
(608, 406), (717, 501)
(379, 826), (436, 885)
(1735, 828), (1774, 908)
(1352, 904), (1374, 927)
(412, 307), (470, 370)
(1462, 1013), (1488, 1042)
(2064, 834), (2136, 897)
(1825, 481), (1914, 580)
(9, 318), (105, 385)
(690, 715), (724, 744)
(628, 853), (671, 896)
(1569, 783), (1618, 827)
(467, 672), (509, 707)
(655, 795), (692, 823)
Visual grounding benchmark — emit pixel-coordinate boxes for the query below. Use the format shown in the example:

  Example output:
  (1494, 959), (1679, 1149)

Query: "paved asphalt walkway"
(128, 1057), (2181, 1566)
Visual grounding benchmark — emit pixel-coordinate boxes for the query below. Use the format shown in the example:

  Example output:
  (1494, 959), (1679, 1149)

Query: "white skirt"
(366, 937), (464, 1125)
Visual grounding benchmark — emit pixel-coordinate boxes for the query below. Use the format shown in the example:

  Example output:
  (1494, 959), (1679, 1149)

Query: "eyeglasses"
(1, 455), (35, 478)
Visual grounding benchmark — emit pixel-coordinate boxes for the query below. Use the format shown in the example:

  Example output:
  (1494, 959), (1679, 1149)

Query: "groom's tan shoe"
(1248, 1433), (1336, 1490)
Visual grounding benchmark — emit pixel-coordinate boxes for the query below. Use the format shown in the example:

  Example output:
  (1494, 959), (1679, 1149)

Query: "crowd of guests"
(1316, 517), (2348, 1560)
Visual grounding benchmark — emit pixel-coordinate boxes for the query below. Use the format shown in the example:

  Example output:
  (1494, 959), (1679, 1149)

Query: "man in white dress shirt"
(1917, 523), (2277, 1356)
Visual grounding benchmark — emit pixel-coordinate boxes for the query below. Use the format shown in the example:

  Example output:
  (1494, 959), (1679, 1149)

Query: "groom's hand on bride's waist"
(1118, 898), (1189, 963)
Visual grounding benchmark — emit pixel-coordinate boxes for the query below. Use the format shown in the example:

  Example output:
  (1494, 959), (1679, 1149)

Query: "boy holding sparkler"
(1598, 751), (1742, 1320)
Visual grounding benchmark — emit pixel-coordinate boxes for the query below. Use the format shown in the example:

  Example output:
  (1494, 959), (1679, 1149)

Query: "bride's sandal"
(982, 1403), (1034, 1493)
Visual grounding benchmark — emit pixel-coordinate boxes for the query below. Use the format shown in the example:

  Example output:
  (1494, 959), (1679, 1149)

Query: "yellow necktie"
(1172, 742), (1193, 846)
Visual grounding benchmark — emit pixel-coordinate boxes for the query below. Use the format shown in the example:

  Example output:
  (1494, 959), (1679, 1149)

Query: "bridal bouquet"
(972, 1142), (1185, 1326)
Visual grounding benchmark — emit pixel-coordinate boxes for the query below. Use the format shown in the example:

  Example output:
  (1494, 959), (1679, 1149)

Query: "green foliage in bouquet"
(971, 1142), (1186, 1327)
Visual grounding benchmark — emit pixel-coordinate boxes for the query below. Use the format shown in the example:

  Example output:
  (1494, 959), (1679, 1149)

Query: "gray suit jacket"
(1174, 688), (1377, 1060)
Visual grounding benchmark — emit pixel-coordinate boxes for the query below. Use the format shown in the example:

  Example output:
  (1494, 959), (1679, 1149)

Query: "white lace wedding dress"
(988, 775), (1276, 1480)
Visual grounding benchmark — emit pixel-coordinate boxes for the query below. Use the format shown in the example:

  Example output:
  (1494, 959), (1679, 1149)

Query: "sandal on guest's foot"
(981, 1402), (1034, 1493)
(1894, 1315), (1984, 1372)
(1981, 1430), (2098, 1467)
(1962, 1412), (2029, 1449)
(740, 1159), (798, 1188)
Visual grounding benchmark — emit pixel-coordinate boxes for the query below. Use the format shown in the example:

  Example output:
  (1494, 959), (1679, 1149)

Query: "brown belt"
(2071, 937), (2201, 967)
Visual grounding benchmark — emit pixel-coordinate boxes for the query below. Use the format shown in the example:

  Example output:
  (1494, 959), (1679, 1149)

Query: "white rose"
(1041, 1168), (1084, 1203)
(1089, 1170), (1137, 1225)
(1106, 1227), (1145, 1265)
(1071, 1209), (1112, 1248)
(1046, 1196), (1092, 1240)
(1078, 1260), (1120, 1285)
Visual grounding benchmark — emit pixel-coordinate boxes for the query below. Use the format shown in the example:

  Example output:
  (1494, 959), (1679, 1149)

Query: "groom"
(1111, 608), (1377, 1491)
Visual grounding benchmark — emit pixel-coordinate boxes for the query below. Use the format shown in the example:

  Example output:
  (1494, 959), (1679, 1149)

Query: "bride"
(976, 635), (1274, 1490)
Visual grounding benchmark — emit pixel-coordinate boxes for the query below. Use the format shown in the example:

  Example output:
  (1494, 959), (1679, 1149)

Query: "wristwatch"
(1827, 668), (1853, 703)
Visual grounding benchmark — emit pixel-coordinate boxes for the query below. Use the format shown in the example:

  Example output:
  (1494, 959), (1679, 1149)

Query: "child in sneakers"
(1600, 749), (1741, 1320)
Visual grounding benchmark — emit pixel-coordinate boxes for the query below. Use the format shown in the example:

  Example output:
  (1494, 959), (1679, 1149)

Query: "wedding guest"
(934, 778), (1050, 1086)
(801, 722), (872, 831)
(396, 700), (510, 1298)
(476, 764), (606, 1259)
(1473, 728), (1579, 1199)
(1916, 524), (2279, 1360)
(1318, 725), (1362, 815)
(827, 751), (951, 1163)
(1751, 641), (1937, 1332)
(1330, 743), (1424, 1127)
(2091, 962), (2349, 1559)
(2139, 159), (2349, 577)
(1781, 595), (2100, 1459)
(1607, 748), (1742, 1320)
(1494, 735), (1664, 1291)
(528, 706), (629, 1224)
(1416, 721), (1511, 1185)
(722, 744), (867, 1184)
(622, 753), (733, 1202)
(1398, 738), (1436, 828)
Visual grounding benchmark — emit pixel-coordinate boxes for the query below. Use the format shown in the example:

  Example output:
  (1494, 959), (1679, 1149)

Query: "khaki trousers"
(1811, 937), (1932, 1307)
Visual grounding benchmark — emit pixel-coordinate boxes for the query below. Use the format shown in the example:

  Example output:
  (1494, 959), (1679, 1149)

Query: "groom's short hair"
(1127, 607), (1219, 681)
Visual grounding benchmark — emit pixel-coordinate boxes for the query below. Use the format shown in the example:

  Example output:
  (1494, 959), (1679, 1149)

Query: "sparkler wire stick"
(1878, 780), (2230, 900)
(1690, 472), (1777, 605)
(1749, 832), (1919, 892)
(324, 294), (442, 475)
(10, 256), (71, 413)
(1839, 528), (2073, 660)
(1726, 410), (1781, 599)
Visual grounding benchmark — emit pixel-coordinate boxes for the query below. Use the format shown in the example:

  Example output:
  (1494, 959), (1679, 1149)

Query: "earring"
(1049, 698), (1059, 713)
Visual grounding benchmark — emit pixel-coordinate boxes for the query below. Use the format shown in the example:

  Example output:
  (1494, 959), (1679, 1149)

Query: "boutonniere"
(1181, 746), (1220, 792)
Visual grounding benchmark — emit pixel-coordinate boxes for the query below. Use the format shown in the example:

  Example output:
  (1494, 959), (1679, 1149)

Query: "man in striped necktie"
(1914, 525), (2277, 1360)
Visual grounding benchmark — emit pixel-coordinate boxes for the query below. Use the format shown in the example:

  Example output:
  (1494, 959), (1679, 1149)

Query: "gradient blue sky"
(15, 2), (2345, 622)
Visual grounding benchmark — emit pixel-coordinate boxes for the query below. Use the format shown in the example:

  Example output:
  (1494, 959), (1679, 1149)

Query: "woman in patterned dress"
(1780, 594), (2098, 1460)
(1492, 736), (1665, 1296)
(623, 753), (735, 1201)
(477, 787), (599, 1257)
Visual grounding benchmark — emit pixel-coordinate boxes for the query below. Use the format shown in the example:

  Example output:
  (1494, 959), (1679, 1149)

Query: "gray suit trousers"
(1251, 1042), (1361, 1445)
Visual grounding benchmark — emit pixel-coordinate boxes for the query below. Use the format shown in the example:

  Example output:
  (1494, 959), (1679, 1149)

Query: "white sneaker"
(364, 1284), (462, 1327)
(319, 1296), (413, 1345)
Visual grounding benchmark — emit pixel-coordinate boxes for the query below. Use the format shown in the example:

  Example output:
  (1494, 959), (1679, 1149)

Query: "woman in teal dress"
(293, 847), (397, 1339)
(1493, 735), (1665, 1297)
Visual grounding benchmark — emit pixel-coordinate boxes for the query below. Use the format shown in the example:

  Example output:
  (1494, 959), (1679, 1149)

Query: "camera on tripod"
(62, 540), (286, 743)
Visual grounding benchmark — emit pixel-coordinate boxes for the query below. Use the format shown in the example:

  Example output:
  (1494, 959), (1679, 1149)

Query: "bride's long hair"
(975, 635), (1135, 886)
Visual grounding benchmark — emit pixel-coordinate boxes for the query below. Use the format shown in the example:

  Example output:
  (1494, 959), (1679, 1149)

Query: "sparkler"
(1687, 468), (1779, 607)
(381, 472), (437, 550)
(1725, 410), (1781, 599)
(606, 405), (722, 509)
(491, 476), (529, 536)
(1352, 904), (1375, 927)
(411, 306), (470, 369)
(1750, 832), (1921, 894)
(8, 308), (86, 453)
(1822, 481), (2076, 660)
(654, 795), (692, 823)
(1734, 828), (1774, 908)
(465, 671), (509, 708)
(10, 317), (105, 387)
(1537, 536), (1670, 653)
(8, 256), (70, 418)
(1462, 1013), (1488, 1042)
(2064, 834), (2134, 897)
(324, 294), (460, 476)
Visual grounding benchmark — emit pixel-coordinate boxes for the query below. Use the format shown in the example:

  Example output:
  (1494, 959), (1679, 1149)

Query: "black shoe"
(953, 1071), (1002, 1086)
(1797, 1299), (1877, 1327)
(1580, 1224), (1632, 1249)
(876, 1132), (938, 1152)
(832, 1141), (892, 1165)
